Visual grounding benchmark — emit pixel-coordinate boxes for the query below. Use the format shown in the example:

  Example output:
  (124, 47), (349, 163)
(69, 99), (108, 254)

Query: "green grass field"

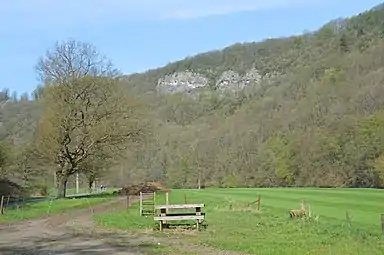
(95, 188), (384, 255)
(0, 192), (115, 223)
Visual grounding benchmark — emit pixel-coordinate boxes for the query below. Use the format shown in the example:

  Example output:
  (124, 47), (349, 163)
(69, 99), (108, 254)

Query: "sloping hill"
(121, 5), (384, 188)
(123, 5), (384, 94)
(3, 4), (384, 188)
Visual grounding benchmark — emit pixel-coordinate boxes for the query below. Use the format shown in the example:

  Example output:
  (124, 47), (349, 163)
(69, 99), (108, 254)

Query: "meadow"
(95, 188), (384, 255)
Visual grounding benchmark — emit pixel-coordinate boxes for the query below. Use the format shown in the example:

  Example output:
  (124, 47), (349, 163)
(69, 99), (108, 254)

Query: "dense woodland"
(2, 4), (384, 197)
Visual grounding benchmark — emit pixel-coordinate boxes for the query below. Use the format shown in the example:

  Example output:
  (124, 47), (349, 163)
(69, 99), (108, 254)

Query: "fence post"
(381, 214), (384, 234)
(166, 191), (169, 213)
(139, 192), (143, 216)
(257, 194), (261, 211)
(127, 195), (131, 208)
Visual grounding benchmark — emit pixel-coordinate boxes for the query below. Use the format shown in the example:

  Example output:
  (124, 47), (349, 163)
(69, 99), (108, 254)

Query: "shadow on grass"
(6, 197), (51, 209)
(0, 231), (150, 255)
(153, 222), (208, 231)
(6, 191), (118, 208)
(67, 192), (118, 199)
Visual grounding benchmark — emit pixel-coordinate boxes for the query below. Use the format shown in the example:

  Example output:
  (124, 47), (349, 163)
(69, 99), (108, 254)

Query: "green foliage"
(0, 142), (9, 168)
(222, 173), (239, 188)
(323, 67), (344, 83)
(372, 154), (384, 185)
(0, 142), (12, 177)
(265, 135), (297, 185)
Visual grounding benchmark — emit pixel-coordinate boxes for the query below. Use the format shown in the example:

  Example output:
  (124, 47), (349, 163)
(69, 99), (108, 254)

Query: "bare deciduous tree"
(35, 76), (143, 197)
(35, 39), (120, 85)
(33, 40), (143, 198)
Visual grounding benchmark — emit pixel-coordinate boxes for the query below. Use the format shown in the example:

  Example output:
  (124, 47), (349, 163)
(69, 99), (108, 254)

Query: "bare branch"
(32, 39), (144, 198)
(35, 39), (121, 86)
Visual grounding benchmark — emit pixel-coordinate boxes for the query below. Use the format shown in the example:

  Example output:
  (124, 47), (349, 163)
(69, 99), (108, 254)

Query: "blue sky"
(1, 0), (383, 96)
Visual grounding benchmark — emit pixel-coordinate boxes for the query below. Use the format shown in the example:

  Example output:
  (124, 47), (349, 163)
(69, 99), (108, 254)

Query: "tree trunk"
(88, 180), (94, 193)
(57, 174), (68, 198)
(88, 175), (95, 193)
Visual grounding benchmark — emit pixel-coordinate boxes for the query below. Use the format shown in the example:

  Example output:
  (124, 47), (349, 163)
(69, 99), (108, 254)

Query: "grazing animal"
(289, 208), (306, 218)
(289, 201), (307, 218)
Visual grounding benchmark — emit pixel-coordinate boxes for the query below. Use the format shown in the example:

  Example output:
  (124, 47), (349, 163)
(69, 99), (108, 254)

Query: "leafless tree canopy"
(35, 39), (120, 85)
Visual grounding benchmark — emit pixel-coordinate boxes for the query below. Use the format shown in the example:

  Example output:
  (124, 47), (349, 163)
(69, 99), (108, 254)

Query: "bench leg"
(196, 220), (200, 231)
(159, 221), (163, 231)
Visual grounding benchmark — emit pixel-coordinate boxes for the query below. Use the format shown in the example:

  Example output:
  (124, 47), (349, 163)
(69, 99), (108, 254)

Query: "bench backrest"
(155, 204), (205, 210)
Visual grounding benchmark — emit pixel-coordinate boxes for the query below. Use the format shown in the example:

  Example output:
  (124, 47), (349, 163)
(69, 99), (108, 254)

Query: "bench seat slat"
(155, 204), (204, 209)
(159, 212), (205, 217)
(154, 215), (205, 221)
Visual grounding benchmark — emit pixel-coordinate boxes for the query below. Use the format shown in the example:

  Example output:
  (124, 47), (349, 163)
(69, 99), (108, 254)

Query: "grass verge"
(0, 192), (116, 223)
(95, 188), (384, 255)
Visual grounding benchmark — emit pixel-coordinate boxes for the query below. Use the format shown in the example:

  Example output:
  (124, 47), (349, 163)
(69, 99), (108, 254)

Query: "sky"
(1, 0), (383, 95)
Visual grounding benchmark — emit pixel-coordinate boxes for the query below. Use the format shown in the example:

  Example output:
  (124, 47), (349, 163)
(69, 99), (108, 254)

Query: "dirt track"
(0, 196), (249, 255)
(0, 196), (154, 255)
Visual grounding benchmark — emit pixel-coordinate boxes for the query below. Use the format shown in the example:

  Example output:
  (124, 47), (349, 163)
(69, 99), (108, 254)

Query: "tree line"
(116, 5), (384, 189)
(2, 5), (384, 196)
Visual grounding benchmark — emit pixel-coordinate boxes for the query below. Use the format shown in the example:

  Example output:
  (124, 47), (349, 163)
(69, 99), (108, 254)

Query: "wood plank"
(154, 215), (205, 221)
(141, 192), (155, 195)
(155, 204), (205, 209)
(162, 212), (206, 217)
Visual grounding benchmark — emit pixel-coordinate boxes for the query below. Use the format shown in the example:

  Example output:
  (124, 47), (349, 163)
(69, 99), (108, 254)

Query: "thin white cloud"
(0, 0), (321, 30)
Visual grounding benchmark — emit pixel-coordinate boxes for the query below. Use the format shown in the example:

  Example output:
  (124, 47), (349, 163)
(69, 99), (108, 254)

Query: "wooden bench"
(154, 203), (205, 231)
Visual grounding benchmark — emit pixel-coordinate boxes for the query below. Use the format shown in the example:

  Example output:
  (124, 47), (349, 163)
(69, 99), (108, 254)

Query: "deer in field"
(289, 200), (307, 218)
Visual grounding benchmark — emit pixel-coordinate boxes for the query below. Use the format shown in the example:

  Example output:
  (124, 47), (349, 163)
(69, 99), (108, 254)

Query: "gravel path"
(0, 196), (249, 255)
(0, 196), (153, 255)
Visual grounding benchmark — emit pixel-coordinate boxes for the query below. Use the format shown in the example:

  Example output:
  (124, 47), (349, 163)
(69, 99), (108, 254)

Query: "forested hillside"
(2, 4), (384, 192)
